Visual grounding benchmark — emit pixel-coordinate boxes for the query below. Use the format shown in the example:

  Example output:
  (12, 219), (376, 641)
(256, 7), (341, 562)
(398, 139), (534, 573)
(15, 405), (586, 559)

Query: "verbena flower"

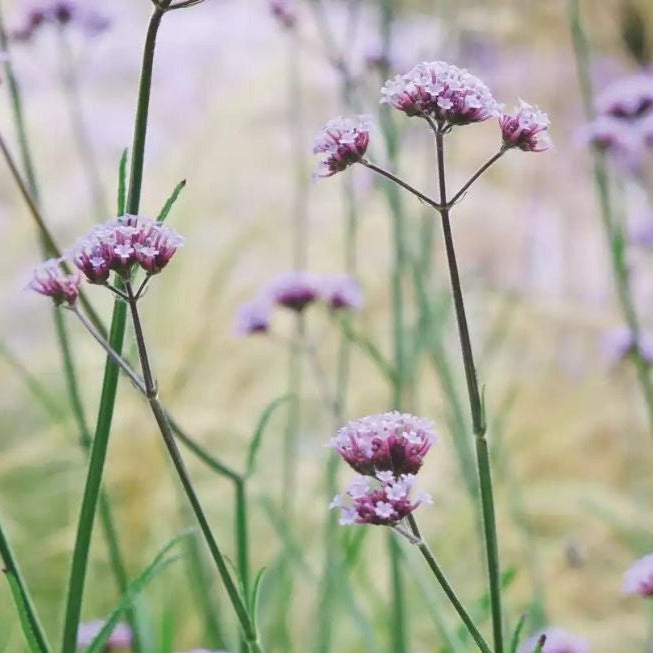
(262, 270), (321, 312)
(623, 552), (653, 597)
(312, 115), (371, 178)
(499, 99), (551, 152)
(11, 2), (109, 41)
(579, 116), (642, 168)
(380, 60), (500, 128)
(233, 298), (272, 335)
(30, 258), (81, 306)
(595, 73), (653, 120)
(319, 275), (363, 310)
(330, 472), (431, 526)
(70, 215), (184, 283)
(518, 628), (589, 653)
(629, 211), (653, 247)
(603, 326), (653, 366)
(269, 0), (296, 29)
(77, 620), (131, 650)
(330, 411), (436, 476)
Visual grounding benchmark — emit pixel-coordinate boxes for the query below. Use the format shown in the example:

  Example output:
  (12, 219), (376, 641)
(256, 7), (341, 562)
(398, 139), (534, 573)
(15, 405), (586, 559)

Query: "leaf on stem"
(156, 179), (186, 223)
(509, 614), (528, 653)
(3, 571), (48, 653)
(117, 148), (128, 216)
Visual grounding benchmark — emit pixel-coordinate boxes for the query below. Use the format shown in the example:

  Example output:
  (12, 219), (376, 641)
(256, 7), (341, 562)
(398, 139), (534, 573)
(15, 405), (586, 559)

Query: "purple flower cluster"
(11, 2), (110, 41)
(30, 259), (81, 306)
(269, 0), (296, 29)
(312, 115), (371, 178)
(582, 72), (653, 169)
(77, 620), (131, 650)
(518, 628), (589, 653)
(623, 552), (653, 597)
(234, 271), (362, 335)
(603, 326), (653, 366)
(70, 215), (184, 284)
(330, 472), (431, 526)
(499, 99), (551, 152)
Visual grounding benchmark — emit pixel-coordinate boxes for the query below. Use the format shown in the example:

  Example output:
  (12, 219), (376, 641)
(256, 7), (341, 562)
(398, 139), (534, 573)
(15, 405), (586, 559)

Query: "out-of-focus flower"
(174, 650), (231, 653)
(262, 270), (321, 312)
(77, 620), (132, 650)
(233, 298), (272, 335)
(330, 411), (436, 476)
(623, 552), (653, 597)
(330, 472), (431, 526)
(70, 215), (184, 283)
(30, 258), (81, 306)
(578, 116), (642, 168)
(603, 326), (653, 366)
(380, 60), (500, 128)
(269, 0), (296, 29)
(364, 47), (392, 73)
(639, 113), (653, 148)
(319, 275), (363, 310)
(595, 72), (653, 120)
(312, 115), (371, 178)
(628, 211), (653, 247)
(11, 2), (110, 41)
(499, 99), (551, 152)
(518, 628), (589, 653)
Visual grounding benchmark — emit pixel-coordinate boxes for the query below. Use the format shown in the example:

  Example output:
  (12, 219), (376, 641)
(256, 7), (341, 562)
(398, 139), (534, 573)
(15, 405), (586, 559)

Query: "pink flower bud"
(499, 99), (551, 152)
(313, 116), (371, 178)
(30, 258), (81, 306)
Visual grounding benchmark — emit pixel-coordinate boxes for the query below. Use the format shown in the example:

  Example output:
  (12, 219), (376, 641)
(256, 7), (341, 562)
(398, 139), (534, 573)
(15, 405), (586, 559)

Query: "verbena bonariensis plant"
(313, 60), (554, 653)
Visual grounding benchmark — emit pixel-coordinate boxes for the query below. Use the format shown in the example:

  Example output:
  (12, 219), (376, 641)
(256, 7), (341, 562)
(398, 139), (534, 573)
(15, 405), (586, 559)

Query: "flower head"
(11, 2), (109, 41)
(70, 215), (184, 283)
(603, 326), (653, 366)
(380, 61), (500, 128)
(499, 99), (551, 152)
(269, 0), (296, 29)
(518, 628), (589, 653)
(77, 620), (132, 650)
(330, 411), (436, 476)
(233, 298), (272, 336)
(595, 73), (653, 120)
(330, 473), (431, 526)
(313, 115), (371, 178)
(623, 552), (653, 597)
(319, 275), (363, 310)
(579, 116), (642, 163)
(30, 259), (81, 306)
(262, 270), (321, 312)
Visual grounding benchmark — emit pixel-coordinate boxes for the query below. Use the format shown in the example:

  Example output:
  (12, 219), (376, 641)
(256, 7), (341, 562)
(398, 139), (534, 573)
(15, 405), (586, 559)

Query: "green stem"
(235, 479), (250, 597)
(568, 0), (653, 434)
(434, 132), (504, 653)
(405, 515), (492, 653)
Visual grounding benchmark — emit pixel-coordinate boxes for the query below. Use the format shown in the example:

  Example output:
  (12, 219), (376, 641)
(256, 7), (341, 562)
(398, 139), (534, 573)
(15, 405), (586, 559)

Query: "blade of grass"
(156, 179), (186, 222)
(245, 395), (292, 478)
(117, 148), (128, 216)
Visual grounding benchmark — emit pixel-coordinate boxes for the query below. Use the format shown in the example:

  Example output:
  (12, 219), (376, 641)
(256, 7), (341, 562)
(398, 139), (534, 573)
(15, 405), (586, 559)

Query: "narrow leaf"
(117, 148), (128, 216)
(245, 395), (292, 478)
(248, 566), (267, 633)
(509, 614), (528, 653)
(5, 572), (45, 653)
(156, 179), (186, 223)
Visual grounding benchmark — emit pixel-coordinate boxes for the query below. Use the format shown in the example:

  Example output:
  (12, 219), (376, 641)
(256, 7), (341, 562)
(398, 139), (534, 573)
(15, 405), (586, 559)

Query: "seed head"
(518, 628), (589, 653)
(313, 115), (371, 178)
(380, 60), (500, 129)
(30, 258), (81, 306)
(330, 411), (436, 476)
(623, 552), (653, 597)
(499, 99), (551, 152)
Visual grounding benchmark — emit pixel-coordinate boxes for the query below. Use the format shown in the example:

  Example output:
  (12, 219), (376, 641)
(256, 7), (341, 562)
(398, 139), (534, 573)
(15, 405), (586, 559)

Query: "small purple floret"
(77, 620), (132, 650)
(518, 628), (589, 653)
(263, 270), (321, 312)
(623, 552), (653, 597)
(233, 298), (272, 335)
(319, 275), (363, 310)
(313, 115), (371, 178)
(595, 73), (653, 120)
(604, 326), (653, 366)
(30, 258), (81, 306)
(499, 99), (551, 152)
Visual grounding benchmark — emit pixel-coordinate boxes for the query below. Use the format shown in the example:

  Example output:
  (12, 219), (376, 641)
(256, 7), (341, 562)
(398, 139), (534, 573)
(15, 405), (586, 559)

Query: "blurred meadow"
(1, 0), (653, 652)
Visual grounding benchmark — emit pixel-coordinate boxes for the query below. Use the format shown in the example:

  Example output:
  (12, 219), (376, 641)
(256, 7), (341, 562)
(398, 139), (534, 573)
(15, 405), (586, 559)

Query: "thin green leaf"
(4, 572), (45, 653)
(85, 530), (192, 653)
(249, 566), (267, 634)
(245, 395), (292, 478)
(156, 179), (186, 223)
(509, 614), (528, 653)
(117, 148), (128, 216)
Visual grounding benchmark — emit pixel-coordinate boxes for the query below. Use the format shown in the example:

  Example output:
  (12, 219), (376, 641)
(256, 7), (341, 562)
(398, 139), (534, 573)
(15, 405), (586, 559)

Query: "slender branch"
(404, 515), (492, 653)
(448, 149), (507, 208)
(360, 159), (443, 212)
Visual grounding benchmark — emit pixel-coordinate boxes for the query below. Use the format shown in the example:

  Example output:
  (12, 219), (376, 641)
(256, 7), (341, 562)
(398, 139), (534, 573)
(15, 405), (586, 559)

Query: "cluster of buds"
(499, 99), (552, 152)
(581, 72), (653, 170)
(70, 215), (184, 284)
(30, 258), (82, 307)
(234, 271), (362, 335)
(518, 628), (589, 653)
(622, 552), (653, 597)
(329, 411), (436, 527)
(11, 2), (110, 41)
(312, 115), (371, 178)
(77, 621), (131, 651)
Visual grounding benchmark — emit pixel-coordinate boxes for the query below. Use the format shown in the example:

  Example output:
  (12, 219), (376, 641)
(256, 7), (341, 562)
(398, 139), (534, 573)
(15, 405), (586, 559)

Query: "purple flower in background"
(595, 72), (653, 120)
(499, 99), (551, 152)
(628, 211), (653, 247)
(70, 215), (184, 283)
(330, 472), (431, 526)
(639, 113), (653, 148)
(11, 1), (109, 41)
(269, 0), (296, 29)
(579, 116), (642, 168)
(518, 628), (589, 653)
(77, 620), (132, 650)
(175, 650), (231, 653)
(263, 270), (321, 312)
(380, 61), (500, 128)
(623, 552), (653, 597)
(319, 275), (363, 310)
(233, 298), (272, 336)
(604, 326), (653, 366)
(30, 258), (81, 306)
(330, 411), (436, 476)
(313, 115), (371, 178)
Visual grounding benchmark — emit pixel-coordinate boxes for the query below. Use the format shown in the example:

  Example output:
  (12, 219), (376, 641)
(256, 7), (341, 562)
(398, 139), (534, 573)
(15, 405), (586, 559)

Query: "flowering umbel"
(77, 620), (132, 650)
(330, 472), (431, 526)
(312, 115), (371, 178)
(518, 628), (589, 653)
(499, 100), (551, 152)
(11, 2), (110, 41)
(330, 411), (436, 476)
(30, 259), (81, 306)
(380, 61), (500, 128)
(622, 552), (653, 597)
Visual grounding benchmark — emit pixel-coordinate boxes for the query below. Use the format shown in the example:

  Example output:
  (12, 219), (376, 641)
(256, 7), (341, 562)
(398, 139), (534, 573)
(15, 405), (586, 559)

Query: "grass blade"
(117, 147), (128, 216)
(245, 395), (292, 478)
(156, 179), (186, 223)
(509, 614), (528, 653)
